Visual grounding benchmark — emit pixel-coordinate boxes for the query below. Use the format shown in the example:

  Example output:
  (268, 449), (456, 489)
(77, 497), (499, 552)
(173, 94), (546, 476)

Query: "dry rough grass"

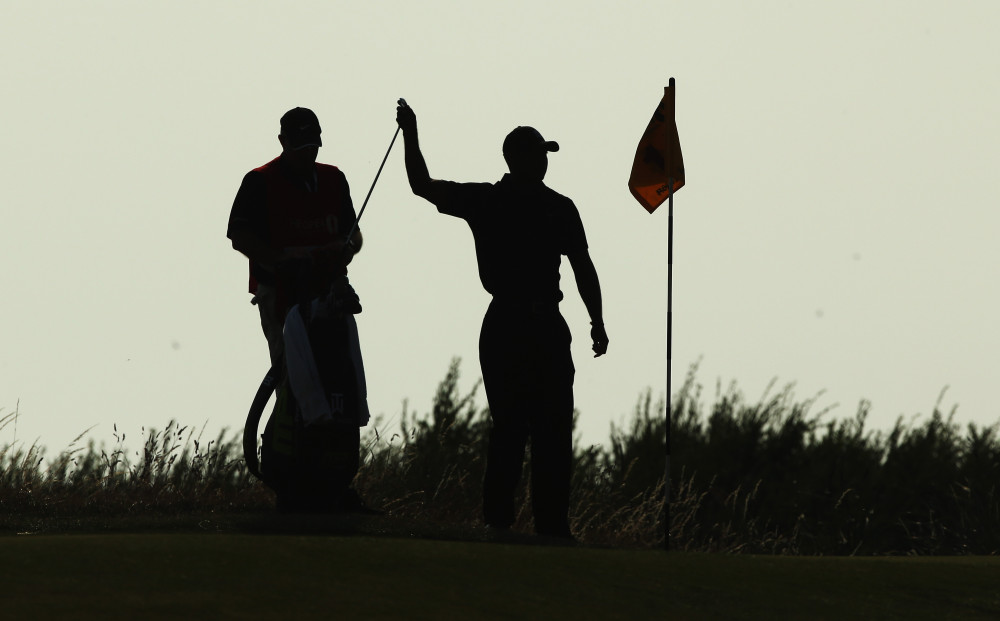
(3, 360), (999, 554)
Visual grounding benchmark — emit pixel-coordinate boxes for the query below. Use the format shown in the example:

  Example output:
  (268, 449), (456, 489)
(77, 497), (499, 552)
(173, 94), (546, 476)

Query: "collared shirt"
(431, 174), (588, 303)
(227, 155), (357, 291)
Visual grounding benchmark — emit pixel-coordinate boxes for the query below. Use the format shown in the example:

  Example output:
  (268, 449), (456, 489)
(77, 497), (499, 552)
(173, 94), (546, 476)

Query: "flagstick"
(665, 179), (674, 552)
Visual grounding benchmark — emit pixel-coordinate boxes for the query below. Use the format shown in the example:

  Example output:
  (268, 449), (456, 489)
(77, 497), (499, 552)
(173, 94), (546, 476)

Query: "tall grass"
(665, 365), (1000, 554)
(0, 412), (267, 517)
(2, 361), (998, 554)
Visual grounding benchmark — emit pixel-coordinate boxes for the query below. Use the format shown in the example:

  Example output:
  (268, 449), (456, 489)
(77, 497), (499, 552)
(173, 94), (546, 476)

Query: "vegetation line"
(2, 360), (998, 554)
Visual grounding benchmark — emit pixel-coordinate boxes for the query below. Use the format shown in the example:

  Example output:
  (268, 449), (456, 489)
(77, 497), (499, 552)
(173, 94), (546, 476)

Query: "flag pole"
(665, 177), (674, 552)
(626, 76), (682, 551)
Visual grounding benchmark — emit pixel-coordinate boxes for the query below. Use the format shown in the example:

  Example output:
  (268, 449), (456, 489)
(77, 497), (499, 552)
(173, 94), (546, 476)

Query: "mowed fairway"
(1, 534), (999, 620)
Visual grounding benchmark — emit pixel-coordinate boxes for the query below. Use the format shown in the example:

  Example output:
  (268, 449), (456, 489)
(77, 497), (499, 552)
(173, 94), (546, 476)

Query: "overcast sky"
(2, 1), (999, 455)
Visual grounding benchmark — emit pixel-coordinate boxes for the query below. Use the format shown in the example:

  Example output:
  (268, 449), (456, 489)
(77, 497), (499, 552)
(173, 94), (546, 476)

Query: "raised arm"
(396, 102), (449, 204)
(567, 249), (609, 357)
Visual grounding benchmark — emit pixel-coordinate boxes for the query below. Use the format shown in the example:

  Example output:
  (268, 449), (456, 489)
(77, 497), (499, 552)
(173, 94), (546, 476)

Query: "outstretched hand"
(591, 323), (609, 357)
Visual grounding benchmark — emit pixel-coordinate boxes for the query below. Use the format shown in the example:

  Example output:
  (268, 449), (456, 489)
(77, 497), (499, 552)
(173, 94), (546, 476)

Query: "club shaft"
(345, 125), (401, 242)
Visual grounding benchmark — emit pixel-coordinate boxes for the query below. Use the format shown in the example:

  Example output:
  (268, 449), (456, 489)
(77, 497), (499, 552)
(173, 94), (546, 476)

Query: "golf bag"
(244, 279), (370, 512)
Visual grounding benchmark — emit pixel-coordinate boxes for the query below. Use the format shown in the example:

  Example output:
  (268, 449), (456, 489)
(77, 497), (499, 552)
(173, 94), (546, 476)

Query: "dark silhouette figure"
(227, 107), (371, 513)
(228, 107), (363, 367)
(396, 102), (609, 539)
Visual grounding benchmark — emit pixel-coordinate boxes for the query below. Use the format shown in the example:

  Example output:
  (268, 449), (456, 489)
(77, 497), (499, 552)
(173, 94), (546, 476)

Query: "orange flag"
(628, 78), (685, 213)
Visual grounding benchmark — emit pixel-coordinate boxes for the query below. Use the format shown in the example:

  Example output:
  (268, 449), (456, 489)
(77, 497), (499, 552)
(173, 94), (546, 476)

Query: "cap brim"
(290, 135), (322, 150)
(544, 141), (559, 153)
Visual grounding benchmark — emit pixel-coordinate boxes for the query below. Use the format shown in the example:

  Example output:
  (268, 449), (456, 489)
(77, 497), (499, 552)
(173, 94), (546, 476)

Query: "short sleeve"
(335, 169), (359, 234)
(561, 198), (589, 255)
(227, 170), (268, 241)
(433, 181), (494, 220)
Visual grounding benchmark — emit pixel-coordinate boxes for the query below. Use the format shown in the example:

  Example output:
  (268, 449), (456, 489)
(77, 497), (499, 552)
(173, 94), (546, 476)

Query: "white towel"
(283, 301), (370, 427)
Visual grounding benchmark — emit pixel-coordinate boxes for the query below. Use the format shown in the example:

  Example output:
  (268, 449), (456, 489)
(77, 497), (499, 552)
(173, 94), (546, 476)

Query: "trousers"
(253, 283), (286, 370)
(479, 299), (575, 536)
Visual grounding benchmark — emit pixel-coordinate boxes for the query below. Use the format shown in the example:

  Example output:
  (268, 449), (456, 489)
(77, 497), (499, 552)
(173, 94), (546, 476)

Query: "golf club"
(344, 98), (408, 244)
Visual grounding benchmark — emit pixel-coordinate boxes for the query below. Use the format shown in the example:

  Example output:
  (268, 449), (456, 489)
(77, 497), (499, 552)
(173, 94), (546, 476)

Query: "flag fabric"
(628, 79), (685, 213)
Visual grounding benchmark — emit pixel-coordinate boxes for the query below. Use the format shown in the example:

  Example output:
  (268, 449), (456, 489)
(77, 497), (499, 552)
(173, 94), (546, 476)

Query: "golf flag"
(628, 79), (685, 213)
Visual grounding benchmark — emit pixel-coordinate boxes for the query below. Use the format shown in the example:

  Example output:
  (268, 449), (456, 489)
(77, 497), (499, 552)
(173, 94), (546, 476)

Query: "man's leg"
(528, 385), (574, 537)
(254, 283), (285, 370)
(483, 403), (530, 528)
(480, 304), (530, 529)
(528, 314), (576, 538)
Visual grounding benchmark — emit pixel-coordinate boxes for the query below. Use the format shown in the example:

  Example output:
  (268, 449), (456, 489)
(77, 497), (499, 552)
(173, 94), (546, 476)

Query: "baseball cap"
(502, 126), (559, 157)
(280, 107), (322, 149)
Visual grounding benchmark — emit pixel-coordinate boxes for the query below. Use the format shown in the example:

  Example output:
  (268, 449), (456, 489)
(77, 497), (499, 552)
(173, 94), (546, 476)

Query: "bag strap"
(244, 367), (281, 481)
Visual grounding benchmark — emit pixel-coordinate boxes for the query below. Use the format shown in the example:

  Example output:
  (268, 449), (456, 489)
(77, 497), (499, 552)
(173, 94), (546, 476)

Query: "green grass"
(1, 533), (998, 620)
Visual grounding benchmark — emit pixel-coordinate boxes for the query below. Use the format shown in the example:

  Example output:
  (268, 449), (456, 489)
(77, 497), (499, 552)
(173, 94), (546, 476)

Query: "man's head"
(279, 107), (322, 168)
(502, 126), (559, 182)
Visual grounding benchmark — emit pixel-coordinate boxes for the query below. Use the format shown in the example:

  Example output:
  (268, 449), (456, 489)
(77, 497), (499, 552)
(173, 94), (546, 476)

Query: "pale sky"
(2, 1), (999, 455)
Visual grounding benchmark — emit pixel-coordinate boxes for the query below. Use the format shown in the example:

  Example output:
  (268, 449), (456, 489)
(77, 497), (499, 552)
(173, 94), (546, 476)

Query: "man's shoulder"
(237, 166), (268, 194)
(429, 179), (494, 217)
(536, 183), (577, 213)
(497, 175), (574, 205)
(441, 179), (494, 190)
(434, 179), (495, 201)
(251, 156), (282, 175)
(536, 180), (570, 200)
(316, 163), (349, 192)
(316, 162), (343, 176)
